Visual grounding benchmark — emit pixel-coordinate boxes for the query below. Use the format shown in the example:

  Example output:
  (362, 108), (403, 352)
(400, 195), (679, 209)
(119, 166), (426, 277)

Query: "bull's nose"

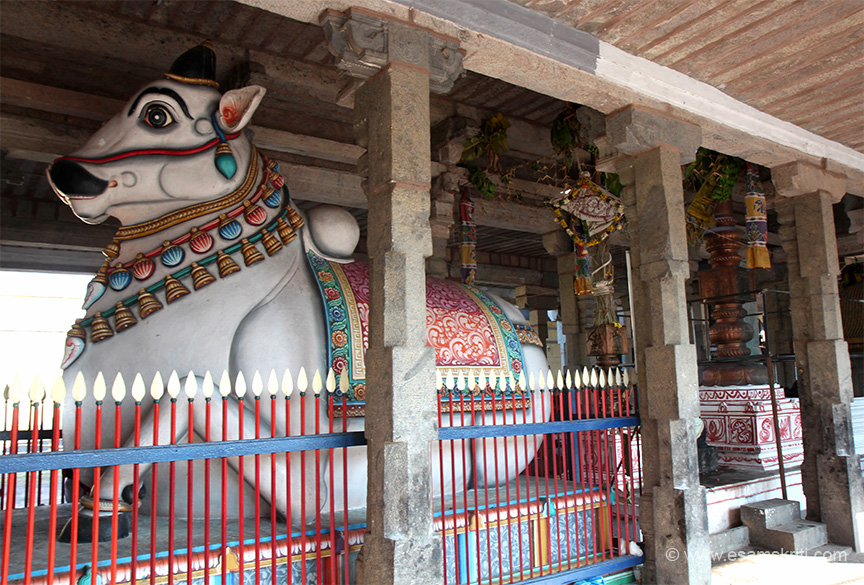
(47, 159), (109, 198)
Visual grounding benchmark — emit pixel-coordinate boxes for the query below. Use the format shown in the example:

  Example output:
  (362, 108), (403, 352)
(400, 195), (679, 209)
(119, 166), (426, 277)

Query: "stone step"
(802, 543), (853, 561)
(710, 525), (750, 555)
(750, 519), (828, 553)
(740, 498), (801, 530)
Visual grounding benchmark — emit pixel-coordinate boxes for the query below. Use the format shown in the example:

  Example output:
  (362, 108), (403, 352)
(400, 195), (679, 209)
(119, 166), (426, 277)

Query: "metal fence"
(1, 367), (641, 585)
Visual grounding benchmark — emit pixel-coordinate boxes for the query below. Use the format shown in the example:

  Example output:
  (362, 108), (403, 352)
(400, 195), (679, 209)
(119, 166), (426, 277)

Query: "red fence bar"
(269, 372), (278, 585)
(2, 365), (639, 585)
(252, 374), (262, 585)
(185, 375), (196, 585)
(149, 374), (161, 585)
(110, 377), (122, 585)
(24, 383), (42, 585)
(236, 373), (246, 582)
(91, 376), (103, 582)
(130, 375), (143, 585)
(47, 380), (62, 585)
(219, 372), (230, 585)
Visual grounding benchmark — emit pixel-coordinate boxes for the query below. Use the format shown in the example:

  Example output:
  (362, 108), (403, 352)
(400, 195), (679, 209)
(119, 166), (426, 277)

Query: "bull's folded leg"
(72, 375), (328, 541)
(58, 508), (132, 543)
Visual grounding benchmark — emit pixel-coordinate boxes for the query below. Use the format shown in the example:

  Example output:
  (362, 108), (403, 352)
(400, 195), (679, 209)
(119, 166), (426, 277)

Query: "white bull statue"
(47, 44), (550, 541)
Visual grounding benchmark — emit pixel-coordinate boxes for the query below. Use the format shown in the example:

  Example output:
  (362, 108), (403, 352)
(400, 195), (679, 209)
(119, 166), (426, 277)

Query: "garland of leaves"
(684, 147), (743, 243)
(459, 106), (622, 202)
(459, 113), (511, 198)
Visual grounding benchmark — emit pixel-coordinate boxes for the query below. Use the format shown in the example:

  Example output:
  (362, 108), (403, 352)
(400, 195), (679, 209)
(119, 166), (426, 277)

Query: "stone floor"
(711, 547), (864, 585)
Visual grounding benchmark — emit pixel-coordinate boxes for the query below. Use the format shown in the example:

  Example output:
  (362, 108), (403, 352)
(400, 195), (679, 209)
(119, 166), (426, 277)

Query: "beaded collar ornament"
(61, 154), (305, 370)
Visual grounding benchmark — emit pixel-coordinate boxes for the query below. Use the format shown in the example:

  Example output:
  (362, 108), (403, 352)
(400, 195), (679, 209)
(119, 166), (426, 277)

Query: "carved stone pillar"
(606, 106), (710, 585)
(773, 161), (864, 550)
(543, 229), (590, 368)
(321, 9), (464, 584)
(429, 117), (473, 279)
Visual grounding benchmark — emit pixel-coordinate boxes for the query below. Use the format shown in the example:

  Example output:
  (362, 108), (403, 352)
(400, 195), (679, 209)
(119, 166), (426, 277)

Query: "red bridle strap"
(57, 132), (242, 165)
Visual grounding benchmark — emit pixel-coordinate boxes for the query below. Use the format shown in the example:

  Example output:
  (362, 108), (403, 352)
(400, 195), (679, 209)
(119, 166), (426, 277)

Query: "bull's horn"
(164, 41), (219, 89)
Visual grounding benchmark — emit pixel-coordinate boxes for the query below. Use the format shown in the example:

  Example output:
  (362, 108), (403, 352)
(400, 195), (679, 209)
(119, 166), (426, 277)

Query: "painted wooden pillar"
(321, 9), (464, 584)
(606, 106), (710, 584)
(774, 161), (864, 550)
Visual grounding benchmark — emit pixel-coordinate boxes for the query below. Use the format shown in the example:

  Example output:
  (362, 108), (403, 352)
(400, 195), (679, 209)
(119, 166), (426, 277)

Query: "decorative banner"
(744, 162), (771, 269)
(685, 179), (717, 245)
(459, 187), (477, 285)
(550, 171), (625, 247)
(574, 240), (593, 296)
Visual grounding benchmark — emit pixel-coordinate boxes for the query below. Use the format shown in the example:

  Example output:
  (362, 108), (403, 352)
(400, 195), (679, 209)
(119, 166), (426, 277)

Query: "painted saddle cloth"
(308, 251), (528, 403)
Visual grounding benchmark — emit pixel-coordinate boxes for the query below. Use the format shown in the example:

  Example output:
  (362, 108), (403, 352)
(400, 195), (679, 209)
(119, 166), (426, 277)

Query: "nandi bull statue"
(47, 43), (550, 541)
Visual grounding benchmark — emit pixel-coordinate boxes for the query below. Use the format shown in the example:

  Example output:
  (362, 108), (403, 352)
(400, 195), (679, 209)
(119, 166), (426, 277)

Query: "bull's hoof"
(58, 509), (132, 543)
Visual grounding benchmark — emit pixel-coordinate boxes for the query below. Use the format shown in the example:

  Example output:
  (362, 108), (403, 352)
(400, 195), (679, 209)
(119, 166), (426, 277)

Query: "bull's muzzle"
(47, 159), (110, 201)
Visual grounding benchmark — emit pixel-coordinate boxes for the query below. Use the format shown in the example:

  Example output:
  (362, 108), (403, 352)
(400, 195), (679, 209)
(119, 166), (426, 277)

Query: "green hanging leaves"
(468, 167), (497, 199)
(686, 147), (742, 202)
(459, 113), (512, 198)
(459, 112), (511, 166)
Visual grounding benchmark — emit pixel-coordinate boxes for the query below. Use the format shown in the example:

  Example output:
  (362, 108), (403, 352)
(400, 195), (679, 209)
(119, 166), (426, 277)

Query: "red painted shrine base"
(700, 385), (804, 472)
(4, 479), (613, 585)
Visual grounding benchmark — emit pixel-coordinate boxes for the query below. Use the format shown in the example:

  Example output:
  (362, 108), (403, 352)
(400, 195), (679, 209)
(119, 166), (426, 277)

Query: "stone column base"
(700, 385), (804, 471)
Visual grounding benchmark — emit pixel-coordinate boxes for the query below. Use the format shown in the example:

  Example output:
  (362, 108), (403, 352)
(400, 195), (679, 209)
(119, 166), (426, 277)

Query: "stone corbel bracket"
(320, 8), (465, 95)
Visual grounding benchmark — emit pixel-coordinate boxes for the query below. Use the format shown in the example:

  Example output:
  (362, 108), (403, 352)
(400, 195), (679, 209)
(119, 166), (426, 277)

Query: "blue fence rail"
(1, 368), (642, 585)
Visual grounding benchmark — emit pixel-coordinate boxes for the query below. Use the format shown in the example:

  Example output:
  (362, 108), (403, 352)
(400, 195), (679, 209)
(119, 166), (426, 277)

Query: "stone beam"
(0, 217), (115, 252)
(0, 245), (104, 274)
(0, 77), (123, 121)
(606, 106), (701, 165)
(273, 160), (367, 208)
(472, 198), (556, 234)
(1, 0), (344, 106)
(515, 284), (558, 310)
(488, 175), (567, 202)
(250, 126), (364, 165)
(772, 161), (848, 203)
(0, 113), (97, 159)
(239, 0), (864, 194)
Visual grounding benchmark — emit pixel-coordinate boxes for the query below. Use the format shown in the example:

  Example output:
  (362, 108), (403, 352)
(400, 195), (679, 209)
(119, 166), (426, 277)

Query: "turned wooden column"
(698, 200), (768, 386)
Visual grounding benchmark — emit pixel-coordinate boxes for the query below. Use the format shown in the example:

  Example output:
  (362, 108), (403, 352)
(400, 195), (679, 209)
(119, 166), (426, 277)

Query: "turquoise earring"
(211, 112), (237, 179)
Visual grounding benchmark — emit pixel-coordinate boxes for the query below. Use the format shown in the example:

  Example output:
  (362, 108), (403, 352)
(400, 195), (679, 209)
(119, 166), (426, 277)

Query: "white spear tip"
(51, 375), (66, 404)
(267, 370), (279, 396)
(184, 371), (198, 399)
(202, 371), (215, 398)
(150, 371), (165, 400)
(111, 372), (127, 403)
(71, 372), (87, 402)
(251, 370), (264, 396)
(93, 372), (107, 402)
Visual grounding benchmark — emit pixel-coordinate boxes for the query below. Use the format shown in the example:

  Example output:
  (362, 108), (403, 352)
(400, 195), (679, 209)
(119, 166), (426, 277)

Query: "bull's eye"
(143, 104), (174, 129)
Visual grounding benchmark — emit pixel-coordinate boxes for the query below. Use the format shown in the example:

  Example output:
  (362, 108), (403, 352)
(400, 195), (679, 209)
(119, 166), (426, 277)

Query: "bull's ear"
(217, 85), (266, 132)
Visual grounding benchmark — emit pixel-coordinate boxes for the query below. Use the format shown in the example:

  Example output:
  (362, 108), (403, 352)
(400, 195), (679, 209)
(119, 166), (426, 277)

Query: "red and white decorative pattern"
(330, 259), (517, 383)
(426, 278), (502, 368)
(701, 387), (803, 471)
(699, 385), (785, 401)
